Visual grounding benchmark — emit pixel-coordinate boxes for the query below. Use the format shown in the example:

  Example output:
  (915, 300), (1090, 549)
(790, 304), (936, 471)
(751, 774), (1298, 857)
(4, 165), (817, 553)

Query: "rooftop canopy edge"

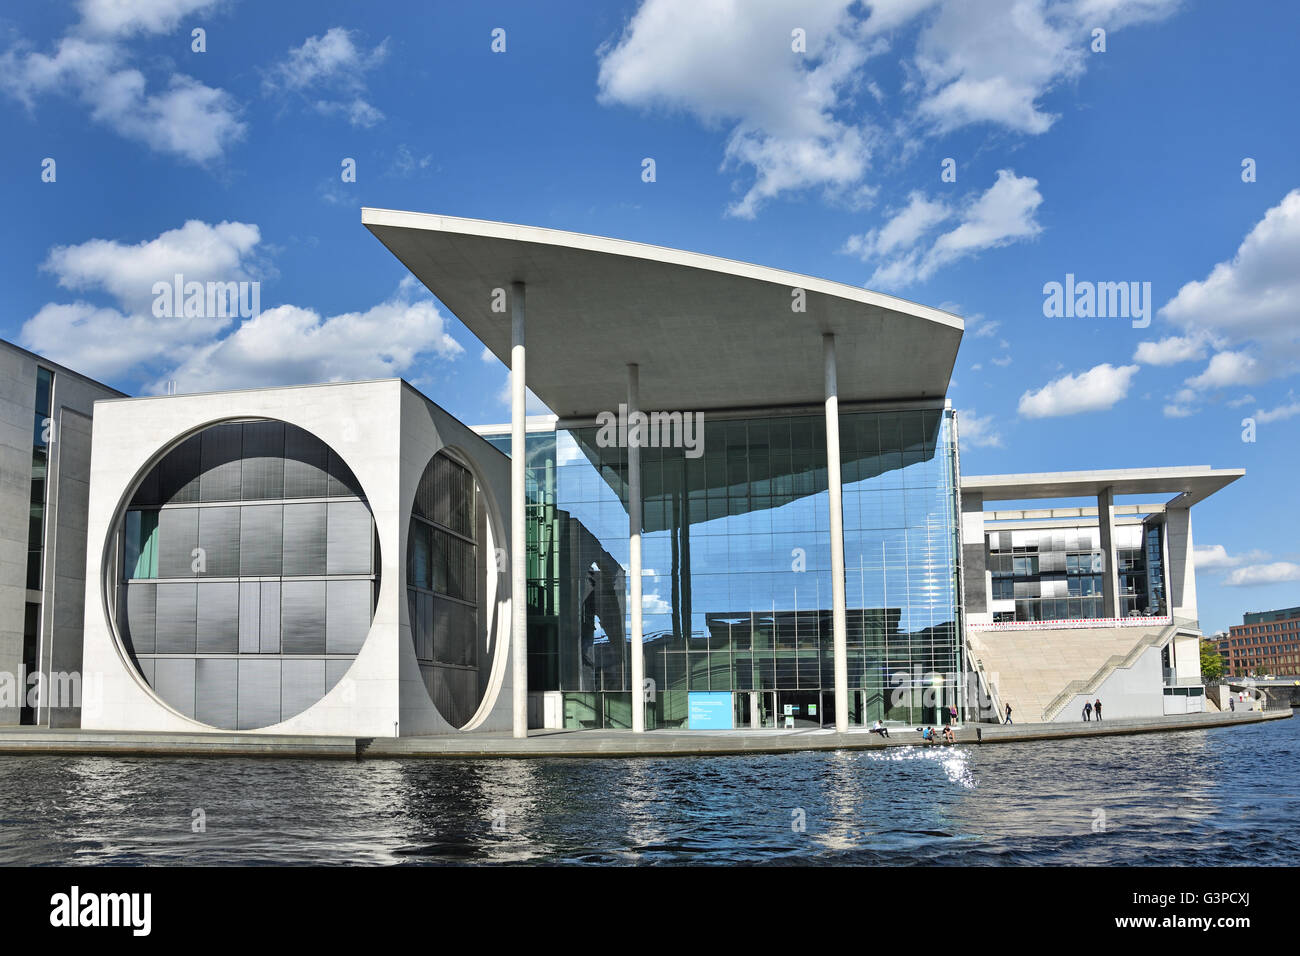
(361, 208), (963, 419)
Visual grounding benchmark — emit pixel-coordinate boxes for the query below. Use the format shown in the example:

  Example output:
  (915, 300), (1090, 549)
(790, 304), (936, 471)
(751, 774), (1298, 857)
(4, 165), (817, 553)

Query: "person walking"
(1082, 700), (1092, 722)
(1094, 698), (1102, 721)
(1004, 702), (1013, 724)
(1230, 696), (1235, 712)
(948, 704), (958, 726)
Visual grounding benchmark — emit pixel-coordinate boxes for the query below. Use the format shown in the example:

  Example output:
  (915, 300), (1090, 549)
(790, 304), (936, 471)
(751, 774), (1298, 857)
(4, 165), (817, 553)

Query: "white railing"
(970, 615), (1171, 633)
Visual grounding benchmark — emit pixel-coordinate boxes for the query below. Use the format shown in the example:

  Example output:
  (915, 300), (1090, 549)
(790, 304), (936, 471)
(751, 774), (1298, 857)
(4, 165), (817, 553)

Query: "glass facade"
(112, 420), (379, 729)
(987, 520), (1167, 623)
(486, 406), (961, 729)
(406, 450), (489, 729)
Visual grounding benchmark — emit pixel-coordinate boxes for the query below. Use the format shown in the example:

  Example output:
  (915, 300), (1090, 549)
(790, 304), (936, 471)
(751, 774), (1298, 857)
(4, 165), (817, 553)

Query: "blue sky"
(1, 0), (1297, 634)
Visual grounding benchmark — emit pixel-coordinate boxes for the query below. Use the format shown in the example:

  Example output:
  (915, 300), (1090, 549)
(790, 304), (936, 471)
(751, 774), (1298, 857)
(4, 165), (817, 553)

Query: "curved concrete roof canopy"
(362, 208), (964, 418)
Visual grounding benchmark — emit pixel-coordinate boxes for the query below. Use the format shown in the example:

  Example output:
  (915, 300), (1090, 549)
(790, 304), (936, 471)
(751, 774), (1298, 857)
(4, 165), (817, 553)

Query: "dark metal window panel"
(152, 657), (196, 718)
(432, 595), (476, 668)
(283, 424), (329, 498)
(238, 504), (283, 576)
(327, 500), (373, 575)
(281, 658), (326, 719)
(237, 658), (281, 729)
(238, 581), (261, 654)
(199, 422), (243, 502)
(240, 420), (285, 500)
(259, 581), (281, 653)
(196, 581), (239, 653)
(281, 502), (327, 576)
(154, 582), (197, 653)
(280, 580), (326, 654)
(326, 449), (364, 499)
(123, 582), (156, 654)
(326, 580), (372, 655)
(157, 433), (202, 504)
(195, 657), (238, 729)
(407, 522), (431, 590)
(197, 505), (241, 577)
(157, 507), (199, 577)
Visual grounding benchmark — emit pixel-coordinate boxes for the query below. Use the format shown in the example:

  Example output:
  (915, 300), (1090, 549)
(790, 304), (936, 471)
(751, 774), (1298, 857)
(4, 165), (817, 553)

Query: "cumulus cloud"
(19, 220), (463, 391)
(1160, 190), (1300, 395)
(263, 27), (389, 128)
(596, 0), (1182, 216)
(1195, 544), (1270, 570)
(1255, 399), (1300, 424)
(1018, 363), (1138, 418)
(856, 170), (1042, 289)
(1133, 333), (1210, 366)
(957, 408), (1003, 448)
(1224, 562), (1300, 587)
(151, 293), (463, 393)
(0, 1), (244, 163)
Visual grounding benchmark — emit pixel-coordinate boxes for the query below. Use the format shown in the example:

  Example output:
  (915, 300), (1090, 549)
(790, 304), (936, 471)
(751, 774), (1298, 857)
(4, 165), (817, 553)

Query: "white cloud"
(844, 191), (950, 259)
(496, 372), (553, 415)
(957, 408), (1003, 448)
(1226, 393), (1255, 408)
(1224, 562), (1300, 587)
(991, 354), (1012, 367)
(0, 5), (244, 163)
(1160, 190), (1300, 398)
(264, 27), (389, 128)
(1133, 333), (1209, 366)
(1185, 350), (1266, 390)
(42, 219), (262, 313)
(1195, 544), (1270, 570)
(480, 345), (497, 363)
(864, 169), (1042, 288)
(1018, 363), (1138, 418)
(1162, 189), (1300, 348)
(20, 220), (462, 390)
(1162, 403), (1194, 418)
(1255, 399), (1300, 424)
(151, 294), (463, 393)
(78, 0), (226, 37)
(596, 0), (1182, 216)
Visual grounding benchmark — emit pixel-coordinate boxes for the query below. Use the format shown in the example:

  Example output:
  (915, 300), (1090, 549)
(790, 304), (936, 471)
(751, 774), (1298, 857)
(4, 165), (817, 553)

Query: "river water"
(1, 715), (1296, 865)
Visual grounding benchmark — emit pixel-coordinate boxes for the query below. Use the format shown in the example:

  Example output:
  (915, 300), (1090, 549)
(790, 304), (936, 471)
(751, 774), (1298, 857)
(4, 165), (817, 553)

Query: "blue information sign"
(688, 692), (734, 730)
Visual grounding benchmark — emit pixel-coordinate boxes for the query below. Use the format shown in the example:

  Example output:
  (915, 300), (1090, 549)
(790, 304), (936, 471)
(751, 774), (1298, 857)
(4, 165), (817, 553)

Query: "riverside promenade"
(0, 708), (1287, 760)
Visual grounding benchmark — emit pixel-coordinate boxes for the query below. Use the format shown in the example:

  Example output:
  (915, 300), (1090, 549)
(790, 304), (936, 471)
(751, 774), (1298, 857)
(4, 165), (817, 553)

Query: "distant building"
(1220, 606), (1300, 677)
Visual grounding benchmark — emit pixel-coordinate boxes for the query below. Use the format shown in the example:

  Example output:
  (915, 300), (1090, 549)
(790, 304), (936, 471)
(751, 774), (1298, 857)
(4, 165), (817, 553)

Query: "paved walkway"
(0, 708), (1286, 760)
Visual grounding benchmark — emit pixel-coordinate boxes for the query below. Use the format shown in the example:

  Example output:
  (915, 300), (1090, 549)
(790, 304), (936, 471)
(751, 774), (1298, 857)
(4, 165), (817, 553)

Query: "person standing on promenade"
(1004, 702), (1013, 724)
(1094, 698), (1103, 720)
(1083, 701), (1092, 721)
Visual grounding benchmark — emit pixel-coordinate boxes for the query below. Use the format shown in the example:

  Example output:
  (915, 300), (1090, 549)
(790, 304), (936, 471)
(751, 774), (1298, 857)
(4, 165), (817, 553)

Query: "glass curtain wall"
(489, 407), (961, 729)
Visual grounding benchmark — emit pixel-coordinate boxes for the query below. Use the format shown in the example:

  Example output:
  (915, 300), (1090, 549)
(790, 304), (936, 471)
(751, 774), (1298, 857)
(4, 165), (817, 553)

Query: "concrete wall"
(0, 341), (121, 726)
(0, 347), (36, 725)
(1054, 642), (1166, 722)
(81, 379), (514, 737)
(960, 492), (990, 625)
(1167, 506), (1197, 621)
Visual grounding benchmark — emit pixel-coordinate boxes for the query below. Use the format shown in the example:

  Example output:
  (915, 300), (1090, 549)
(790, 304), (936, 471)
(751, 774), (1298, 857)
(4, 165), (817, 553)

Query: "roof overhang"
(962, 466), (1245, 509)
(362, 208), (963, 418)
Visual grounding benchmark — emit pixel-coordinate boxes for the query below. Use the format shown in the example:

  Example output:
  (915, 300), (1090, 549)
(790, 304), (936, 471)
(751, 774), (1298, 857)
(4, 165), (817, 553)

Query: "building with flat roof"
(1219, 606), (1300, 678)
(0, 210), (1249, 736)
(0, 340), (123, 726)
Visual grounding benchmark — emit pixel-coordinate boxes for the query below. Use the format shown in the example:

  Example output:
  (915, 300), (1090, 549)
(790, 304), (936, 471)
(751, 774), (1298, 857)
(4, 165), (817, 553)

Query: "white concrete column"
(628, 363), (645, 732)
(510, 281), (528, 738)
(1097, 486), (1119, 619)
(1166, 506), (1197, 622)
(824, 334), (849, 733)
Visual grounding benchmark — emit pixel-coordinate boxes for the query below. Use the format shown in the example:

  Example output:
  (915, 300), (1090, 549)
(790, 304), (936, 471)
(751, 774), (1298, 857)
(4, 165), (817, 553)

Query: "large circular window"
(110, 419), (379, 729)
(406, 449), (491, 728)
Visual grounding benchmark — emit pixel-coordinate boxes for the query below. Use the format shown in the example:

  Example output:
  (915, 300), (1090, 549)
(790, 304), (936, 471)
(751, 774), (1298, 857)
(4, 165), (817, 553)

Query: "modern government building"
(0, 210), (1245, 738)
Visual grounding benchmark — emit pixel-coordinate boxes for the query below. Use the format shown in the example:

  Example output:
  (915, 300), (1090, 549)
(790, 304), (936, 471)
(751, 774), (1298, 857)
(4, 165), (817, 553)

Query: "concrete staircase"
(968, 621), (1186, 723)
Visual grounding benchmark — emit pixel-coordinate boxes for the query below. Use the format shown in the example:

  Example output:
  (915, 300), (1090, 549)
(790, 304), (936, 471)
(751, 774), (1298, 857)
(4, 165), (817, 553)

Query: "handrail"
(1041, 617), (1200, 721)
(966, 633), (1005, 723)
